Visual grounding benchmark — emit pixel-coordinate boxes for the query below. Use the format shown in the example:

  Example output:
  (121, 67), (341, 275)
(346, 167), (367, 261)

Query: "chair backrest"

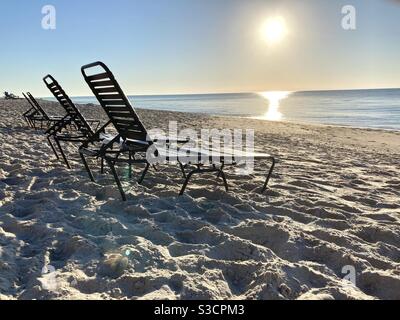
(43, 75), (94, 137)
(81, 62), (148, 142)
(22, 92), (39, 113)
(24, 92), (50, 120)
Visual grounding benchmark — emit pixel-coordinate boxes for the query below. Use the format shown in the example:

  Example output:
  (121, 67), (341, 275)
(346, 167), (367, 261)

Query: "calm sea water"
(61, 89), (400, 130)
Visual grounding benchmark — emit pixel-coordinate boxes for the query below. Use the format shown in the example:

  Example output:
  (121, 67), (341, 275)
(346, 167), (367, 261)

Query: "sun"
(261, 16), (288, 45)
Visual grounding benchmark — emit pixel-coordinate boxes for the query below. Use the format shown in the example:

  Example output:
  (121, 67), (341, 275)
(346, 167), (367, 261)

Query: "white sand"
(0, 98), (399, 300)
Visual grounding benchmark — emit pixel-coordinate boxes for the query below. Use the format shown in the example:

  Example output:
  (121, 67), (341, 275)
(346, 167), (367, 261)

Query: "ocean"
(56, 88), (400, 131)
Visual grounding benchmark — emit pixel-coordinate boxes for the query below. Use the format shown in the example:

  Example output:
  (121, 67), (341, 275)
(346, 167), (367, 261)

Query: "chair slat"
(113, 118), (136, 124)
(103, 101), (127, 106)
(108, 112), (132, 118)
(92, 80), (115, 88)
(87, 72), (110, 82)
(98, 94), (124, 100)
(96, 87), (119, 93)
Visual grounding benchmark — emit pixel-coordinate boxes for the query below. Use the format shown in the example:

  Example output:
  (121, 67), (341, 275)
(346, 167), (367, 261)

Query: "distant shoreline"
(38, 88), (400, 132)
(39, 87), (400, 100)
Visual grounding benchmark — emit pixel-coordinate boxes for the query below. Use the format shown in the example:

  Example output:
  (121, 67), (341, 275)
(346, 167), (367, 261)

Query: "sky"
(0, 0), (400, 96)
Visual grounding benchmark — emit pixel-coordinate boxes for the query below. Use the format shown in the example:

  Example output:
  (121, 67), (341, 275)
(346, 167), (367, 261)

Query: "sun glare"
(259, 91), (291, 121)
(261, 17), (288, 45)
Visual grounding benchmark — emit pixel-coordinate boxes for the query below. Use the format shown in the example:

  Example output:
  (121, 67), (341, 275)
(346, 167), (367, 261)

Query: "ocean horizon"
(44, 88), (400, 131)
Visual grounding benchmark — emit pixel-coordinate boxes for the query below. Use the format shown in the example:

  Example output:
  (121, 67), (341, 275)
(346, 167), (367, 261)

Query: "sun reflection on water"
(258, 91), (291, 121)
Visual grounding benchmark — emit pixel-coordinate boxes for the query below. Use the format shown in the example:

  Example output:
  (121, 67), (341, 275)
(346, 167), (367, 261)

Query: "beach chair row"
(22, 62), (276, 201)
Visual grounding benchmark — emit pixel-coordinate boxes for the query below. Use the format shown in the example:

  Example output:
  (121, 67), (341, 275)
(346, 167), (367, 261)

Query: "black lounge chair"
(43, 75), (102, 169)
(22, 94), (39, 128)
(22, 92), (63, 129)
(4, 91), (19, 100)
(80, 62), (276, 201)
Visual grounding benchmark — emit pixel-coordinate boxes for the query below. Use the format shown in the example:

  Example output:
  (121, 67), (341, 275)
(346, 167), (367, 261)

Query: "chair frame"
(4, 92), (19, 100)
(22, 93), (39, 128)
(80, 62), (276, 201)
(43, 74), (101, 169)
(22, 92), (64, 130)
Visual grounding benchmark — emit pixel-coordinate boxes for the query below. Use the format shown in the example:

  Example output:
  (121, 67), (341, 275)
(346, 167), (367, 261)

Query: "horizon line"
(38, 86), (400, 99)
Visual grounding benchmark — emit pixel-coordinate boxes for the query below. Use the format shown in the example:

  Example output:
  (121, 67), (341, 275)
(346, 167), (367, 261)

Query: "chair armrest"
(153, 137), (190, 144)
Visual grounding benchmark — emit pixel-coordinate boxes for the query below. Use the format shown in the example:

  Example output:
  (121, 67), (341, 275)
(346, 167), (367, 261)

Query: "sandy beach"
(0, 97), (399, 300)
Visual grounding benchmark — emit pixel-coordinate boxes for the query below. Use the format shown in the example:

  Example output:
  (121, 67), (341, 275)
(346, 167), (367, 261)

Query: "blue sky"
(0, 0), (399, 96)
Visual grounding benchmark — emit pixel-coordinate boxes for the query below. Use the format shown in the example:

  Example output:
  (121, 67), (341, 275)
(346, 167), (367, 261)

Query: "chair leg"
(138, 163), (150, 184)
(128, 152), (133, 179)
(54, 137), (71, 169)
(217, 164), (225, 178)
(179, 162), (187, 179)
(79, 151), (95, 182)
(24, 116), (30, 127)
(179, 170), (197, 196)
(47, 136), (60, 160)
(113, 153), (120, 165)
(179, 166), (229, 196)
(218, 169), (229, 192)
(106, 159), (126, 201)
(100, 158), (104, 174)
(261, 157), (276, 194)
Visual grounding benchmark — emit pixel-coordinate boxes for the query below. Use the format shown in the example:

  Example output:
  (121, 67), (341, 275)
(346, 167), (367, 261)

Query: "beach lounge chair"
(80, 62), (276, 201)
(22, 94), (38, 128)
(4, 91), (19, 100)
(22, 92), (63, 129)
(43, 75), (102, 169)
